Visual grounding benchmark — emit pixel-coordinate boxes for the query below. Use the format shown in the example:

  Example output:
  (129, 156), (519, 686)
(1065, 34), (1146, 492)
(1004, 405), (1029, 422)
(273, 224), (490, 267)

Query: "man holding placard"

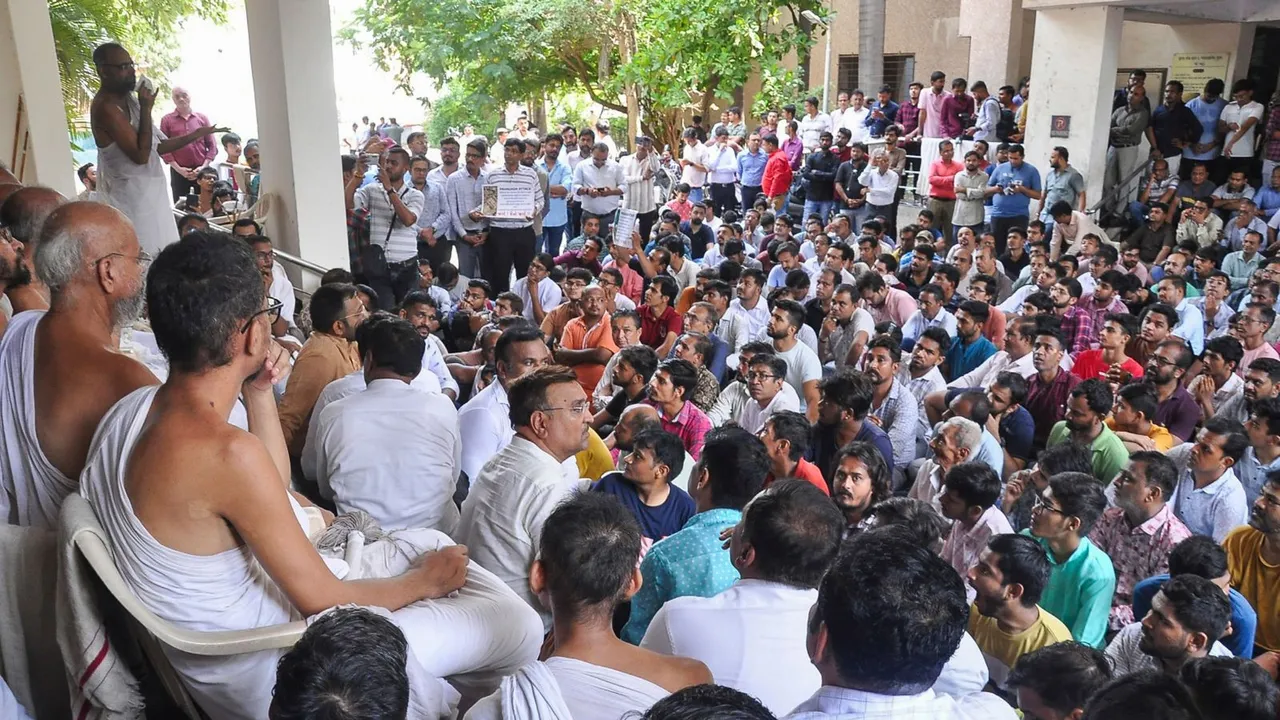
(482, 138), (545, 293)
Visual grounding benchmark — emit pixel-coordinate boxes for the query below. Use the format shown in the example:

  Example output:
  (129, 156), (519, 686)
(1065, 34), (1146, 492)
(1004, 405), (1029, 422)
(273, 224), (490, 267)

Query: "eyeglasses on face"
(538, 400), (591, 415)
(241, 297), (284, 333)
(1031, 497), (1067, 516)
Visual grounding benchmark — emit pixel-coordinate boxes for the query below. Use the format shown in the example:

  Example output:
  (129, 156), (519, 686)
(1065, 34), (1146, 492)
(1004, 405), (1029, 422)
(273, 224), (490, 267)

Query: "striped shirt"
(444, 168), (488, 239)
(353, 183), (424, 263)
(621, 152), (661, 214)
(413, 180), (451, 238)
(482, 164), (544, 230)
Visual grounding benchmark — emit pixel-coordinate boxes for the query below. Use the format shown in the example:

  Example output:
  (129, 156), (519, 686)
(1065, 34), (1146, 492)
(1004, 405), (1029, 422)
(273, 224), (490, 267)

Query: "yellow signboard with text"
(1168, 53), (1231, 100)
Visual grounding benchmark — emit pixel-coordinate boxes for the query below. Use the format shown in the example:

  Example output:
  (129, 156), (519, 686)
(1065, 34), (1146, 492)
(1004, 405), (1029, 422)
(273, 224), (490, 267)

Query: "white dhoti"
(96, 94), (179, 257)
(0, 311), (77, 528)
(464, 656), (670, 720)
(79, 386), (542, 720)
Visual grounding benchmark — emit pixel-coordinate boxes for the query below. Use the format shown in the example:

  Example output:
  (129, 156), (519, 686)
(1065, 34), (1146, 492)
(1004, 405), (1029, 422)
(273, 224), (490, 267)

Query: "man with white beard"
(0, 202), (156, 527)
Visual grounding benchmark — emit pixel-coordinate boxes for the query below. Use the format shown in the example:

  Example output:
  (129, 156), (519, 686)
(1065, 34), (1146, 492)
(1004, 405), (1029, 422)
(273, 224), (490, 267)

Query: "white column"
(1023, 5), (1123, 210)
(244, 0), (348, 278)
(0, 0), (74, 196)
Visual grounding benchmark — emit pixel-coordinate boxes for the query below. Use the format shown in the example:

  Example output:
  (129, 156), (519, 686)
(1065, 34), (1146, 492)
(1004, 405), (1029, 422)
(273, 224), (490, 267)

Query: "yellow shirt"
(1104, 418), (1177, 451)
(575, 428), (614, 482)
(1224, 525), (1280, 652)
(967, 604), (1074, 688)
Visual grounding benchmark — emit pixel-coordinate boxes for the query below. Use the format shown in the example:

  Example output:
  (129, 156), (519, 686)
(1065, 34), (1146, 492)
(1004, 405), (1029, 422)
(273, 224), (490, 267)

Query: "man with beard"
(398, 291), (460, 400)
(908, 416), (982, 512)
(1224, 471), (1280, 654)
(1104, 575), (1232, 676)
(0, 217), (28, 335)
(803, 131), (841, 224)
(828, 440), (892, 533)
(1142, 338), (1200, 443)
(1093, 452), (1191, 635)
(1046, 379), (1129, 485)
(90, 43), (225, 255)
(863, 336), (918, 484)
(811, 369), (893, 485)
(1, 186), (65, 317)
(0, 203), (156, 528)
(1024, 326), (1080, 453)
(818, 282), (873, 370)
(1164, 416), (1249, 542)
(966, 533), (1072, 689)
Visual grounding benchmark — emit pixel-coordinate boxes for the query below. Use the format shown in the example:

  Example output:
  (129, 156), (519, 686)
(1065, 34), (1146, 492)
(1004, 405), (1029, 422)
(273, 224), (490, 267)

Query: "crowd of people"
(4, 39), (1280, 720)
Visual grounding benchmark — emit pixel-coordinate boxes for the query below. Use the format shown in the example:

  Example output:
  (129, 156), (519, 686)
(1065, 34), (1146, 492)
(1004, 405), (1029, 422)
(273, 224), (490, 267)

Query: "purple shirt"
(897, 101), (922, 137)
(1155, 386), (1200, 443)
(1026, 369), (1080, 450)
(159, 110), (217, 169)
(782, 136), (805, 170)
(939, 94), (975, 140)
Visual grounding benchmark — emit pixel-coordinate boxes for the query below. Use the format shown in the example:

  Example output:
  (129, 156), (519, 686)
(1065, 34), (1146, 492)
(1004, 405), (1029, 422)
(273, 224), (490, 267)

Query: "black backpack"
(996, 106), (1016, 141)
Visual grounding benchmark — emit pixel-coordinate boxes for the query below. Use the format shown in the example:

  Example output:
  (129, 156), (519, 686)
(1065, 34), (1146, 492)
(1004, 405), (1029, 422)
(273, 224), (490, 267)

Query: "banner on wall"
(1168, 53), (1231, 100)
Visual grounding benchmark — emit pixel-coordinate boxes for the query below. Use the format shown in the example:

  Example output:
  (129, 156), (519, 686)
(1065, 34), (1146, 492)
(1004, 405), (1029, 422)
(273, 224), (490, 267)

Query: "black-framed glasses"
(1032, 497), (1067, 516)
(241, 297), (284, 333)
(538, 400), (591, 415)
(745, 372), (778, 381)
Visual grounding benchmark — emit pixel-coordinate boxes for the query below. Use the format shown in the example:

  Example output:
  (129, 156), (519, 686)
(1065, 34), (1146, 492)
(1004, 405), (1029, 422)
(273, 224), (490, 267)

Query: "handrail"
(1086, 156), (1153, 217)
(169, 208), (325, 293)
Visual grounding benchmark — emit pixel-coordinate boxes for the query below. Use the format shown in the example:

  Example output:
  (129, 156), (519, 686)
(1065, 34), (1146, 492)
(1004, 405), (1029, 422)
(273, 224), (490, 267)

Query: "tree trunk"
(858, 0), (885, 93)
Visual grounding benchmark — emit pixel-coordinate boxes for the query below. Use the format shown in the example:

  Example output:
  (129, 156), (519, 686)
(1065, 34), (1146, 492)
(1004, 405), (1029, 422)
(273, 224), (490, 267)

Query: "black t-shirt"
(804, 297), (826, 335)
(606, 386), (648, 421)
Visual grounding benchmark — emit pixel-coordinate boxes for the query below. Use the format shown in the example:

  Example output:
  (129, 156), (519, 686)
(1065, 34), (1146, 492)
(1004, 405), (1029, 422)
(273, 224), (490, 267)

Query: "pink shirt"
(1090, 505), (1192, 630)
(921, 88), (948, 139)
(1241, 341), (1280, 377)
(603, 258), (643, 304)
(866, 287), (917, 327)
(928, 159), (962, 200)
(159, 110), (217, 169)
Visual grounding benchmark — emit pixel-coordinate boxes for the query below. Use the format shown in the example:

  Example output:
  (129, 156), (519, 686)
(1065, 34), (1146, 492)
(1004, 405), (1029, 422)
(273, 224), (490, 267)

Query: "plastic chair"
(65, 495), (305, 719)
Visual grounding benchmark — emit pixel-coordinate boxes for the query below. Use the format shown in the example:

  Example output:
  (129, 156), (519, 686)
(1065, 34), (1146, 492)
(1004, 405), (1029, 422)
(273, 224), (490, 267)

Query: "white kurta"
(97, 94), (178, 256)
(312, 378), (461, 534)
(464, 656), (670, 720)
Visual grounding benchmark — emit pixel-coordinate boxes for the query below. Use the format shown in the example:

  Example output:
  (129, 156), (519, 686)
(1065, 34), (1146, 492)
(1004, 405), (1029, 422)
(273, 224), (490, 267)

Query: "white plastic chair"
(65, 495), (306, 719)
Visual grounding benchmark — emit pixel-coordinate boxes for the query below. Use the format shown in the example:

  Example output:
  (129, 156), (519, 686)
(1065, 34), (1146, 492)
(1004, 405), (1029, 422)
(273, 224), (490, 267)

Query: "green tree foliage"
(49, 0), (228, 129)
(425, 84), (505, 143)
(344, 0), (822, 149)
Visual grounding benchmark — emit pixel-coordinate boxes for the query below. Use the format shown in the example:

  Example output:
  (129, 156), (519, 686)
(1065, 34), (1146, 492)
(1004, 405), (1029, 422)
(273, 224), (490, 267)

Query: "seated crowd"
(6, 99), (1280, 720)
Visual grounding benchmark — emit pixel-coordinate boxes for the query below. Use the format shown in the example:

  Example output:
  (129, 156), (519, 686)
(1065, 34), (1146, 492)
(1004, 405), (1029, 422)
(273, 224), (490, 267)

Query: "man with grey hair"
(0, 201), (156, 527)
(0, 185), (65, 316)
(909, 416), (982, 511)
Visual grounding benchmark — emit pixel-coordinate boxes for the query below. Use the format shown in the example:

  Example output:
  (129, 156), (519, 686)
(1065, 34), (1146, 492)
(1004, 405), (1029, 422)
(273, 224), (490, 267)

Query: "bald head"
(1, 186), (67, 257)
(0, 182), (20, 202)
(35, 203), (144, 324)
(615, 403), (662, 450)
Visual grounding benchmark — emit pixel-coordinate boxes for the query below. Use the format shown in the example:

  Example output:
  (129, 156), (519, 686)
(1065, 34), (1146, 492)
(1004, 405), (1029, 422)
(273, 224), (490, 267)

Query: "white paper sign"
(482, 184), (535, 219)
(613, 208), (638, 248)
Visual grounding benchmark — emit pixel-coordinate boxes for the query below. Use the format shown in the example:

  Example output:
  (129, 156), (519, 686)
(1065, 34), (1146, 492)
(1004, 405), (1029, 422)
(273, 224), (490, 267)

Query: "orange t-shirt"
(764, 457), (831, 496)
(561, 315), (619, 394)
(675, 286), (697, 315)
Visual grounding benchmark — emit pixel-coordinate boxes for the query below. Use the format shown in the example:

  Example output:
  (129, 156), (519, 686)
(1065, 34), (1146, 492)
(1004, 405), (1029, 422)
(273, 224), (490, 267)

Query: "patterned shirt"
(691, 367), (720, 412)
(870, 378), (919, 469)
(1089, 505), (1192, 630)
(897, 101), (922, 136)
(654, 399), (712, 459)
(621, 508), (743, 644)
(942, 505), (1014, 581)
(1058, 305), (1095, 355)
(1078, 294), (1128, 342)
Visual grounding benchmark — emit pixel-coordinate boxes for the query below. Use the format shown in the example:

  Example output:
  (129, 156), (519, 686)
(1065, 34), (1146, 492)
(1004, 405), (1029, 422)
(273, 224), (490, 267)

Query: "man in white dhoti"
(641, 480), (844, 716)
(0, 202), (156, 527)
(457, 365), (591, 629)
(0, 185), (63, 315)
(89, 43), (226, 256)
(465, 492), (712, 720)
(310, 315), (462, 534)
(784, 530), (1016, 719)
(78, 234), (542, 719)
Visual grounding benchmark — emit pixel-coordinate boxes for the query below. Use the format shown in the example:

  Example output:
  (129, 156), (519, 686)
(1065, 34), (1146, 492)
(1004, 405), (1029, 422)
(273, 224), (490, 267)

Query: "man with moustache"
(1216, 357), (1280, 427)
(0, 203), (156, 528)
(0, 186), (65, 318)
(90, 43), (225, 255)
(1143, 338), (1201, 443)
(1224, 471), (1280, 654)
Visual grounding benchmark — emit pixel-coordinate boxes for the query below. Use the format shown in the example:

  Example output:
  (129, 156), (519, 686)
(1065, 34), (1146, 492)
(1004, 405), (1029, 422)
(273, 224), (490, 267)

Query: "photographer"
(346, 146), (425, 309)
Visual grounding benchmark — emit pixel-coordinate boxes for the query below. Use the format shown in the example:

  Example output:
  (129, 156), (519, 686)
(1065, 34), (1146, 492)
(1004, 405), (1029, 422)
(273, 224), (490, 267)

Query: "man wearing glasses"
(444, 138), (490, 279)
(0, 202), (156, 529)
(89, 43), (226, 256)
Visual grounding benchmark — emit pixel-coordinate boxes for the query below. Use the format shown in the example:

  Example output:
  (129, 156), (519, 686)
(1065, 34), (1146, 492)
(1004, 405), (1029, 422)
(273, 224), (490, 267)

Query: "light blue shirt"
(738, 149), (768, 187)
(1223, 217), (1270, 252)
(1233, 447), (1280, 508)
(1255, 186), (1280, 219)
(536, 157), (573, 227)
(1183, 96), (1227, 161)
(1167, 441), (1249, 542)
(901, 309), (958, 352)
(1172, 297), (1205, 355)
(621, 508), (743, 644)
(972, 429), (1005, 479)
(413, 180), (451, 238)
(987, 161), (1043, 218)
(1222, 251), (1263, 290)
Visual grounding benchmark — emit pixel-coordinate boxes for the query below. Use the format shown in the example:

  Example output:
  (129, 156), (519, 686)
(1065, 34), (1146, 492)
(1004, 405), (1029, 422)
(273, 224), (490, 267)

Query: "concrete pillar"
(1023, 5), (1123, 211)
(0, 0), (74, 196)
(958, 0), (1026, 87)
(245, 0), (348, 278)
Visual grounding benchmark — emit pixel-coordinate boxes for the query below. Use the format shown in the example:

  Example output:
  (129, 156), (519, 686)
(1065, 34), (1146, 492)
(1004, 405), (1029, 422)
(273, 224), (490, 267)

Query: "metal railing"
(170, 208), (325, 302)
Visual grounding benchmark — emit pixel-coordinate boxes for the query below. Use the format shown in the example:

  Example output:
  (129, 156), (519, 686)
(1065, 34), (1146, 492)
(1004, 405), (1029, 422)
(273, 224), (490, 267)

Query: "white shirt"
(786, 685), (1016, 720)
(735, 385), (802, 435)
(798, 113), (833, 151)
(839, 107), (871, 143)
(641, 579), (821, 716)
(1220, 101), (1266, 158)
(704, 144), (740, 184)
(621, 152), (661, 213)
(681, 142), (709, 187)
(1105, 621), (1232, 677)
(667, 257), (702, 290)
(729, 297), (771, 340)
(515, 276), (563, 321)
(421, 333), (460, 397)
(947, 351), (1036, 388)
(858, 167), (900, 207)
(269, 263), (298, 332)
(457, 436), (572, 629)
(573, 159), (626, 216)
(773, 341), (822, 411)
(312, 378), (461, 533)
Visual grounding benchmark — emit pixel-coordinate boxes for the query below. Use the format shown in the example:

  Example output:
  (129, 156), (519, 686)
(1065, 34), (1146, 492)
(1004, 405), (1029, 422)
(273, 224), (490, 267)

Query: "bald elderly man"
(0, 202), (156, 527)
(1, 186), (65, 318)
(610, 403), (695, 492)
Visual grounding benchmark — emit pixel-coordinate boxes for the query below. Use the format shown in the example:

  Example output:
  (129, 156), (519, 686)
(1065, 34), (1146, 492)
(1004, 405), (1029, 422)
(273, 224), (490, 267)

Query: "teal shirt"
(1046, 421), (1129, 484)
(620, 508), (742, 644)
(1023, 532), (1116, 648)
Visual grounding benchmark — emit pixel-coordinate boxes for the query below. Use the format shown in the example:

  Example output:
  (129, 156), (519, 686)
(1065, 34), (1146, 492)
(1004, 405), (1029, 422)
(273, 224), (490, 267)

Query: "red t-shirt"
(640, 305), (683, 349)
(765, 458), (831, 496)
(1069, 349), (1145, 384)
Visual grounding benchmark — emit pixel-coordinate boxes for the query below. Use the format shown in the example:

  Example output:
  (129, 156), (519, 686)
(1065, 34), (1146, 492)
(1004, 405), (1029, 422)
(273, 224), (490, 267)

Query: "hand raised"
(244, 339), (292, 394)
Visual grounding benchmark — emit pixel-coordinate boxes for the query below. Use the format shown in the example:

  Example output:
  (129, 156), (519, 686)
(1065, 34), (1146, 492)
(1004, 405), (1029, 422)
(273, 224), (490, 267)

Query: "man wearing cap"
(622, 136), (662, 242)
